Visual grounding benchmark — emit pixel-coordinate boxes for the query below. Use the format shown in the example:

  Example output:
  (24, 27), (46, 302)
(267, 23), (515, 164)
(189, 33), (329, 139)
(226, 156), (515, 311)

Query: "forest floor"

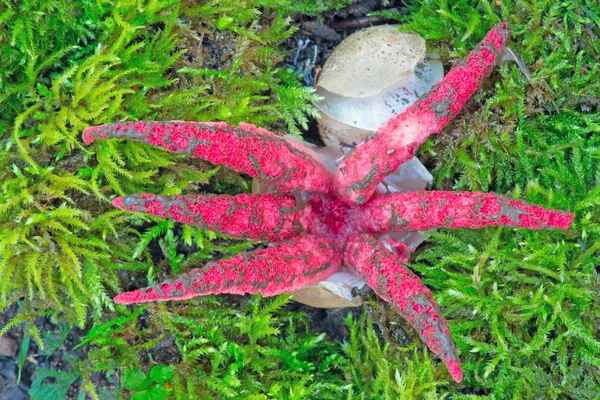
(0, 1), (405, 398)
(2, 0), (599, 399)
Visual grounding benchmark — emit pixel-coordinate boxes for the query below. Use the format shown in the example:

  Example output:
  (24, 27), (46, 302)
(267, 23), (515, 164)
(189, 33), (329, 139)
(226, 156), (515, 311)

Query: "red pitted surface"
(82, 121), (332, 196)
(112, 193), (314, 242)
(302, 194), (361, 244)
(114, 235), (341, 304)
(344, 234), (463, 382)
(359, 191), (574, 233)
(83, 24), (577, 384)
(334, 23), (511, 205)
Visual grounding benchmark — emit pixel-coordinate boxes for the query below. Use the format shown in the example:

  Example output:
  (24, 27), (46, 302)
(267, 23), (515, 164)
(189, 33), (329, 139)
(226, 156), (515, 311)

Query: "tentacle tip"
(112, 197), (126, 210)
(522, 210), (575, 230)
(82, 127), (98, 145)
(491, 21), (510, 37)
(114, 290), (145, 305)
(445, 358), (463, 383)
(558, 212), (575, 230)
(450, 369), (463, 383)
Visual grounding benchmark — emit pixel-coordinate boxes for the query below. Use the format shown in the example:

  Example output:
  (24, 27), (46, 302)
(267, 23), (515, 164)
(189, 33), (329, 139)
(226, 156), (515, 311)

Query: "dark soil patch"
(0, 304), (111, 400)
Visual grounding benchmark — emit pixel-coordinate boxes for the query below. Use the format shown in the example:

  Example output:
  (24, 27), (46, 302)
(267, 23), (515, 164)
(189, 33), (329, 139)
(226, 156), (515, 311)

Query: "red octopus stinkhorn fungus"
(82, 23), (574, 383)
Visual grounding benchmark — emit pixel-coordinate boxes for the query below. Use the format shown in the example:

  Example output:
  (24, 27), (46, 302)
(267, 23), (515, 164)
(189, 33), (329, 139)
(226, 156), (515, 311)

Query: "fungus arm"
(335, 23), (511, 204)
(83, 121), (332, 196)
(344, 234), (463, 383)
(112, 193), (314, 242)
(114, 235), (341, 304)
(358, 191), (574, 233)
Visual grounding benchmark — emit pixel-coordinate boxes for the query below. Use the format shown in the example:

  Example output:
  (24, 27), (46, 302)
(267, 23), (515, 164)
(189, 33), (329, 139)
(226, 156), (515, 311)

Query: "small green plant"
(16, 334), (30, 385)
(123, 365), (174, 400)
(29, 366), (81, 400)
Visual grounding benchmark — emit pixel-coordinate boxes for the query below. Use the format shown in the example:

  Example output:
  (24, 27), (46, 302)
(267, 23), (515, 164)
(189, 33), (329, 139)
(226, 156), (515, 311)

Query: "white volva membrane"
(314, 24), (444, 146)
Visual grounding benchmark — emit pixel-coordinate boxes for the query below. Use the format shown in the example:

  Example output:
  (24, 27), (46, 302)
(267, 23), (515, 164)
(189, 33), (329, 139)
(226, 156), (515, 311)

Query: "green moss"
(0, 0), (350, 334)
(2, 0), (599, 398)
(82, 296), (349, 399)
(1, 0), (187, 338)
(344, 313), (450, 399)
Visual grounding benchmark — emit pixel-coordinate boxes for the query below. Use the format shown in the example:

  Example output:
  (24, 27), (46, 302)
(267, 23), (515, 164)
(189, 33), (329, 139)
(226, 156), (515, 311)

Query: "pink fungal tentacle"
(114, 235), (342, 305)
(112, 193), (314, 242)
(344, 233), (463, 383)
(335, 23), (511, 205)
(358, 191), (574, 233)
(82, 121), (333, 196)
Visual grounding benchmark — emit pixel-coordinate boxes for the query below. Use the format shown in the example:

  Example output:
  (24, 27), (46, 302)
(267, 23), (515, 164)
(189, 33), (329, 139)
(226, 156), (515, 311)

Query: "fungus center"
(306, 194), (359, 243)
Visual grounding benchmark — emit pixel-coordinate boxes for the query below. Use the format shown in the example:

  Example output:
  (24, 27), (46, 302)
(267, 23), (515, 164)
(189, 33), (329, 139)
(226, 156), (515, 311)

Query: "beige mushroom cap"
(315, 25), (443, 145)
(317, 25), (427, 98)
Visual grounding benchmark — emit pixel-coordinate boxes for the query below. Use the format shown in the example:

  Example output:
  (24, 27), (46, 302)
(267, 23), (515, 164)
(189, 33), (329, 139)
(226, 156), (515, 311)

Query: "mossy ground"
(0, 0), (599, 399)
